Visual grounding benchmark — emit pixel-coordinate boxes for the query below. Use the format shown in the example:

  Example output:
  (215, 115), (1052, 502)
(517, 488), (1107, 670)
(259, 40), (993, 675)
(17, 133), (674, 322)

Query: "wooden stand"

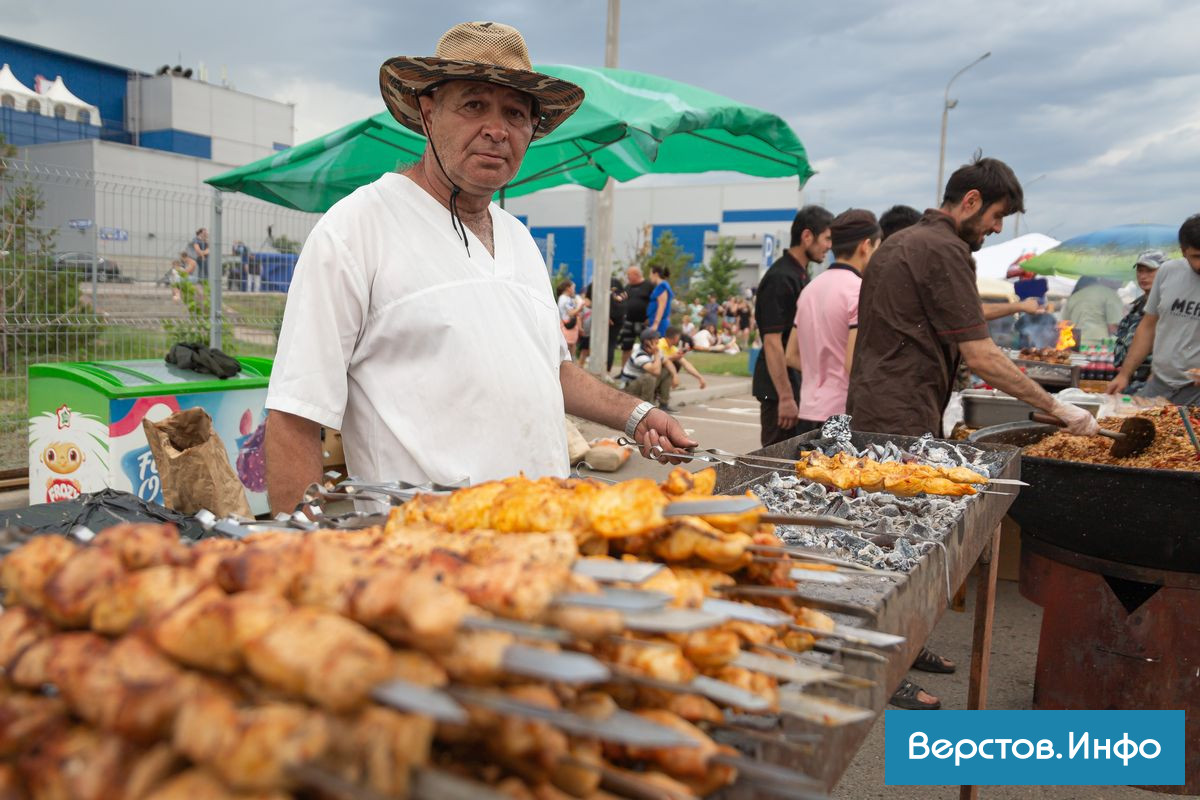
(959, 525), (1002, 800)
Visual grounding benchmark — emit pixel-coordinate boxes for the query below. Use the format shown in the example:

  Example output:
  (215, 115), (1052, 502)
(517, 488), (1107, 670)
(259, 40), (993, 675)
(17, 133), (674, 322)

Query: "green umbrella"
(206, 65), (813, 212)
(1021, 224), (1181, 279)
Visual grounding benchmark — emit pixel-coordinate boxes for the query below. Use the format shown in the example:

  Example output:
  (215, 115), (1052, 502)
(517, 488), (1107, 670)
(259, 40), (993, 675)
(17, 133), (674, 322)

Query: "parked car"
(52, 253), (131, 283)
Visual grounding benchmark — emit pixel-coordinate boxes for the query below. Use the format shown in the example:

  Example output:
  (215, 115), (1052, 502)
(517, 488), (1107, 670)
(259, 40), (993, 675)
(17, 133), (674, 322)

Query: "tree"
(644, 230), (693, 303)
(688, 236), (744, 304)
(0, 137), (85, 372)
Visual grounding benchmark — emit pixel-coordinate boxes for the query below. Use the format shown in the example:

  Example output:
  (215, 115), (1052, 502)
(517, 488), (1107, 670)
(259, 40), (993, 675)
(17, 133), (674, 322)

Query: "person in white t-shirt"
(264, 22), (695, 513)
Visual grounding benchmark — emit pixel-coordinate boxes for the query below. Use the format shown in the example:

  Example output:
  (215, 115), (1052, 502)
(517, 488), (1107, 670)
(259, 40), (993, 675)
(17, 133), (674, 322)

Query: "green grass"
(687, 350), (751, 377)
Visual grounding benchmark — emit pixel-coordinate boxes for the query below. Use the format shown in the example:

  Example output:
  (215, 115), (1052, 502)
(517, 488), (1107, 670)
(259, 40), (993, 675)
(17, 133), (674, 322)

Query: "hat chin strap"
(420, 103), (471, 256)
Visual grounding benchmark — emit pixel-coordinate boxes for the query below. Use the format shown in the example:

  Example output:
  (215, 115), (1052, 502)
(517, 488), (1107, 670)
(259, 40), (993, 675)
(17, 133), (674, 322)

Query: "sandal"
(913, 647), (956, 674)
(889, 678), (941, 710)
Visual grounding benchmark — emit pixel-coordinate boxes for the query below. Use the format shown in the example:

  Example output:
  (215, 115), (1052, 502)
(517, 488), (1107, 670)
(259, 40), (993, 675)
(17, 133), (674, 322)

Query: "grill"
(971, 423), (1200, 793)
(713, 430), (1020, 791)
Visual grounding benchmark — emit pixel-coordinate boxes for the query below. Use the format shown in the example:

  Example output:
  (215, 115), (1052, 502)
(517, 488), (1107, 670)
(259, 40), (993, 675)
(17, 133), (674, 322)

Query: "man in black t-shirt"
(617, 265), (654, 369)
(753, 205), (833, 447)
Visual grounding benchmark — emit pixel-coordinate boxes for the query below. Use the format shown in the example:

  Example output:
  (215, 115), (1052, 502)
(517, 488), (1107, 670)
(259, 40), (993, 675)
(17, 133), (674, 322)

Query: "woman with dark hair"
(557, 279), (583, 356)
(646, 265), (673, 336)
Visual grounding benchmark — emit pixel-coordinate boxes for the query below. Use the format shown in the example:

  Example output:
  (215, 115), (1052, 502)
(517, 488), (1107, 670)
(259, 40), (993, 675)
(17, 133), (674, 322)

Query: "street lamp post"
(936, 52), (990, 206)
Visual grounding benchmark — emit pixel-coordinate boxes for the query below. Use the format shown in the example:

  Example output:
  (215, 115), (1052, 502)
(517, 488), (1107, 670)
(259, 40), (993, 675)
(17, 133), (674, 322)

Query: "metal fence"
(0, 154), (320, 472)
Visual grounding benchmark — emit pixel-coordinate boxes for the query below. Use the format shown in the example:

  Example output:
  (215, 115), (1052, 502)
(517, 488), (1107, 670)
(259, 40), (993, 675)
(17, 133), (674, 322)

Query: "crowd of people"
(744, 157), (1200, 710)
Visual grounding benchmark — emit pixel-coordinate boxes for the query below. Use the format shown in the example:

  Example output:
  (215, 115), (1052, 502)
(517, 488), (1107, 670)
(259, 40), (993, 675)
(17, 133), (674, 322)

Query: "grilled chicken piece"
(8, 632), (109, 697)
(153, 588), (289, 674)
(142, 768), (292, 800)
(723, 620), (778, 647)
(613, 709), (736, 793)
(666, 628), (741, 669)
(91, 565), (206, 635)
(173, 691), (329, 792)
(0, 764), (23, 800)
(704, 664), (779, 711)
(91, 523), (186, 570)
(346, 567), (471, 647)
(435, 629), (515, 684)
(172, 537), (245, 581)
(72, 636), (204, 743)
(16, 724), (146, 800)
(242, 607), (395, 712)
(794, 607), (836, 634)
(325, 706), (435, 798)
(543, 606), (623, 641)
(647, 519), (753, 571)
(596, 639), (695, 684)
(584, 479), (668, 539)
(0, 607), (54, 665)
(0, 689), (67, 758)
(215, 537), (311, 596)
(42, 546), (126, 628)
(0, 535), (78, 612)
(488, 480), (586, 535)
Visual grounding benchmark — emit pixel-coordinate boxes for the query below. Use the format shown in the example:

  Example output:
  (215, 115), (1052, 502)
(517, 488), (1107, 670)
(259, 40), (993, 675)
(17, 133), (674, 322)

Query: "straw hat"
(379, 21), (584, 140)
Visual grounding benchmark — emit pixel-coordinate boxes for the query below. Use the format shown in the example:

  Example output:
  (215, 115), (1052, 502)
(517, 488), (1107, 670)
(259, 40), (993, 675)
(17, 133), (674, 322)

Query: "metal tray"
(969, 422), (1200, 573)
(960, 389), (1100, 429)
(1012, 357), (1081, 388)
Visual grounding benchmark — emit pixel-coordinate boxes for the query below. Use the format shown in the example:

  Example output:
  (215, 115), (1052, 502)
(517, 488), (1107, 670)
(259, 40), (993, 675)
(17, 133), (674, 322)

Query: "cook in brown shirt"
(847, 157), (1101, 441)
(847, 210), (988, 435)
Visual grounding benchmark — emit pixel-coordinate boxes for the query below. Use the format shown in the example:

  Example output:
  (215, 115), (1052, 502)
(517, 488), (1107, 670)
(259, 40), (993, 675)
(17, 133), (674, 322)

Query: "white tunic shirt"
(266, 173), (570, 486)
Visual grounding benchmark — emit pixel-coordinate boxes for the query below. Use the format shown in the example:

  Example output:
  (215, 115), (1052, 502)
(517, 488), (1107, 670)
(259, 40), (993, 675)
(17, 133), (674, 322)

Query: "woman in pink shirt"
(785, 209), (881, 431)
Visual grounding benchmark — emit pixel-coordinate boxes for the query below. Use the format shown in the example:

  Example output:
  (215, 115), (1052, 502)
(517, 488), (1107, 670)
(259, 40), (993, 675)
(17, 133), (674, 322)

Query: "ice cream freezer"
(27, 358), (273, 514)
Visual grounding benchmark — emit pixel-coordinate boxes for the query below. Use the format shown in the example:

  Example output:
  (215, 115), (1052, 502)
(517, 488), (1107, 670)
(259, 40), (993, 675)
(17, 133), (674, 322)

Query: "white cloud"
(257, 77), (384, 146)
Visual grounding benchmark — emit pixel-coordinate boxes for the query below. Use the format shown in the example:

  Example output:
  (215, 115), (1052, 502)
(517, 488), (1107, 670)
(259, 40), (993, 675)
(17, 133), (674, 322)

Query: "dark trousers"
(627, 371), (672, 405)
(758, 402), (822, 448)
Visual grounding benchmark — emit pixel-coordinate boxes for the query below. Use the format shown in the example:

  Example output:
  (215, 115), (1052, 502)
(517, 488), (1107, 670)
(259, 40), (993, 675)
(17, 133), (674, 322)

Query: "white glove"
(1051, 401), (1100, 437)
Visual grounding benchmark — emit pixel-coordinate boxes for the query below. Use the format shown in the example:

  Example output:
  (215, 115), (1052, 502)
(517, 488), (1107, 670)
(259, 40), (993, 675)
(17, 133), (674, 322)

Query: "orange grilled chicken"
(796, 450), (982, 497)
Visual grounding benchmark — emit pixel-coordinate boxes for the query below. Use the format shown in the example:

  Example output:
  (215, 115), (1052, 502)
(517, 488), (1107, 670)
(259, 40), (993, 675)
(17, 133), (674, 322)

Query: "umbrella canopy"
(207, 65), (813, 212)
(1021, 224), (1181, 279)
(974, 233), (1060, 281)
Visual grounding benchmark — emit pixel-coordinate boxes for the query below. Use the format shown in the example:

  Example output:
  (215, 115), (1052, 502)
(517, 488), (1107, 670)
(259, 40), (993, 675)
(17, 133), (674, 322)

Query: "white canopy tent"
(38, 75), (101, 126)
(0, 64), (41, 114)
(974, 233), (1079, 299)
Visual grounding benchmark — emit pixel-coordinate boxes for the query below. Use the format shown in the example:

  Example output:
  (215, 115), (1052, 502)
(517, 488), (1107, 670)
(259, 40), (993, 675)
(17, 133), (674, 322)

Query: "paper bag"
(142, 407), (252, 518)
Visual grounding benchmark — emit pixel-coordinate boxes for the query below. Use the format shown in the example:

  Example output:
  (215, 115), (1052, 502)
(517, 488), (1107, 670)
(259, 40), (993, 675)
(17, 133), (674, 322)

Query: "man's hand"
(1017, 298), (1044, 314)
(1105, 373), (1131, 395)
(1188, 367), (1200, 386)
(1051, 401), (1101, 436)
(698, 378), (708, 390)
(777, 396), (800, 430)
(635, 408), (698, 463)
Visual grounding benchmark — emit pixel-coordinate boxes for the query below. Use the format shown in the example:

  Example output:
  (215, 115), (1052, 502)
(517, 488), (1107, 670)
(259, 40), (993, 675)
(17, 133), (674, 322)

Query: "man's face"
(198, 229), (207, 240)
(666, 334), (680, 347)
(803, 228), (833, 264)
(1135, 265), (1158, 292)
(627, 267), (643, 285)
(1183, 246), (1200, 275)
(958, 199), (1009, 252)
(420, 81), (535, 194)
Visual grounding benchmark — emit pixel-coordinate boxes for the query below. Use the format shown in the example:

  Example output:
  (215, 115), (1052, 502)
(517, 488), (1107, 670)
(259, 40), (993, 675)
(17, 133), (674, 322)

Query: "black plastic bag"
(0, 488), (208, 551)
(166, 342), (242, 379)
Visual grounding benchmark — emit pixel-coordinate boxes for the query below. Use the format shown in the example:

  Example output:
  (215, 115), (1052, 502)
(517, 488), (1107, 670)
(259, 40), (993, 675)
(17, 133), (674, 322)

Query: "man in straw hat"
(264, 21), (695, 513)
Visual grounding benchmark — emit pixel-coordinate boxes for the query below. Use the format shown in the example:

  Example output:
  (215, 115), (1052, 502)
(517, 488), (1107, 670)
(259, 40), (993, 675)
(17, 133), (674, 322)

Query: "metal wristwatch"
(624, 401), (656, 440)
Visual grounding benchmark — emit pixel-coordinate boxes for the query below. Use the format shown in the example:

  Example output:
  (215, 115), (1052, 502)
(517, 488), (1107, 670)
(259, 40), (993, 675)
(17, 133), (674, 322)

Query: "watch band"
(624, 401), (656, 440)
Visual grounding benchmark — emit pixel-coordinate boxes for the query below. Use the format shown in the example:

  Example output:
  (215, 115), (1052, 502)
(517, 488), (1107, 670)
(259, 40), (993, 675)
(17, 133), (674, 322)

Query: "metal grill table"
(713, 431), (1020, 798)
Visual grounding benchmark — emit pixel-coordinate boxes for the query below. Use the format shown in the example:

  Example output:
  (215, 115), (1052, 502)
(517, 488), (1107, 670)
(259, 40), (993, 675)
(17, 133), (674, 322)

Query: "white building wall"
(130, 75), (293, 163)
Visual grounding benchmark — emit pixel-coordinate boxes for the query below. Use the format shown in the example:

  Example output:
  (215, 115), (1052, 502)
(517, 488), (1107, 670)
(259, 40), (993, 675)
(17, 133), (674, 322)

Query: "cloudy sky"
(7, 0), (1199, 239)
